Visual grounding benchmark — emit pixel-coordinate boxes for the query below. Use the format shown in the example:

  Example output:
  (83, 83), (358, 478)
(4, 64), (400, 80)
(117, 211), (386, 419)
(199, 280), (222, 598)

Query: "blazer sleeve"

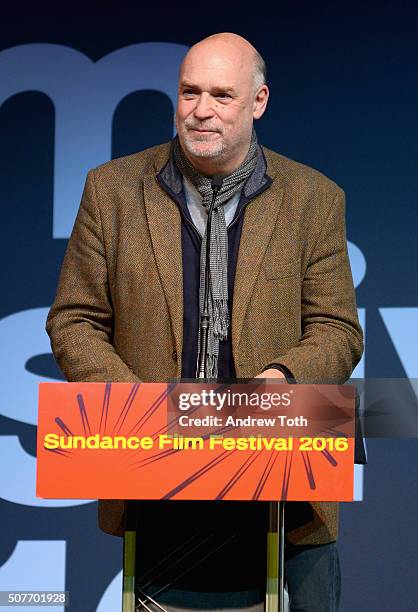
(46, 169), (140, 383)
(270, 188), (363, 383)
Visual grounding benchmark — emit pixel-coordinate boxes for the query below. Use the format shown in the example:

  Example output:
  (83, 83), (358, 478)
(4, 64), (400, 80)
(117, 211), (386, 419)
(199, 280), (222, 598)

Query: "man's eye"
(215, 93), (231, 99)
(183, 90), (196, 96)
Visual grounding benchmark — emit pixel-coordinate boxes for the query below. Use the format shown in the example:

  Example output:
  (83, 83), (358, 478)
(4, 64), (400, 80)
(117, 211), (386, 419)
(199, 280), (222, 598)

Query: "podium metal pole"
(266, 501), (285, 612)
(122, 501), (137, 612)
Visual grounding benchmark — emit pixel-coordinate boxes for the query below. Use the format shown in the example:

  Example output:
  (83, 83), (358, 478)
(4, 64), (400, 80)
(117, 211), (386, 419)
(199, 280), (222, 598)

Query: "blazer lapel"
(143, 173), (183, 364)
(232, 183), (284, 354)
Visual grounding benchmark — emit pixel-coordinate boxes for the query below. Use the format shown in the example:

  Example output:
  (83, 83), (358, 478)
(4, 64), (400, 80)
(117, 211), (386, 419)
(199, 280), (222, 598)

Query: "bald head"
(175, 32), (269, 175)
(180, 33), (266, 93)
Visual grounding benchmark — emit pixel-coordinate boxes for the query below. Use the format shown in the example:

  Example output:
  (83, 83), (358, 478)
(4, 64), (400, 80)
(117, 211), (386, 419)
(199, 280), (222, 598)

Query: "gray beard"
(180, 132), (227, 158)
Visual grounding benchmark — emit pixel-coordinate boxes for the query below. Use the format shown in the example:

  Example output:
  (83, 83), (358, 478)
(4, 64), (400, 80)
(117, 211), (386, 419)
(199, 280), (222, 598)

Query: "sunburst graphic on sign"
(37, 382), (355, 501)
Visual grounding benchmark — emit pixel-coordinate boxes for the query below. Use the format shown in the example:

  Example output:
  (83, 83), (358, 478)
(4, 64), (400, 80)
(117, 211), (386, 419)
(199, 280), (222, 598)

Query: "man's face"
(175, 41), (265, 174)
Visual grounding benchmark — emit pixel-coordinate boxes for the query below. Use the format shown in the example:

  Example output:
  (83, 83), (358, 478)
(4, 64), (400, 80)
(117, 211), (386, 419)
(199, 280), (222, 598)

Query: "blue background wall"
(0, 1), (417, 610)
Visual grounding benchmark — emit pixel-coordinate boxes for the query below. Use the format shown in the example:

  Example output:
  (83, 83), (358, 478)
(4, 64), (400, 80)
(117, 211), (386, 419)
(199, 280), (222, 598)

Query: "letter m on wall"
(0, 43), (188, 238)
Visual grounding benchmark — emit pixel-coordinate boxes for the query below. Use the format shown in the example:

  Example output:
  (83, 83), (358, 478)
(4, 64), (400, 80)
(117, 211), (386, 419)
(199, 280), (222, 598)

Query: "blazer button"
(172, 350), (178, 362)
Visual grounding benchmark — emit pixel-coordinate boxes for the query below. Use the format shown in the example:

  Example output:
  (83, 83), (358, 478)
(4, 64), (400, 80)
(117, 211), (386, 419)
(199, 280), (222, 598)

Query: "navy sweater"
(156, 145), (272, 380)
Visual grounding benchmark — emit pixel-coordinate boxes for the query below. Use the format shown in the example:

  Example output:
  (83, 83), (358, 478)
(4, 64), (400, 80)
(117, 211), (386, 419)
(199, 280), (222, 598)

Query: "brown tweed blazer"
(46, 142), (363, 546)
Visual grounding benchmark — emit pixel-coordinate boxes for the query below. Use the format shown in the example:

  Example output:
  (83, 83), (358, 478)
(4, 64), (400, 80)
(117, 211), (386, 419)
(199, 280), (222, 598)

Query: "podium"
(37, 381), (355, 611)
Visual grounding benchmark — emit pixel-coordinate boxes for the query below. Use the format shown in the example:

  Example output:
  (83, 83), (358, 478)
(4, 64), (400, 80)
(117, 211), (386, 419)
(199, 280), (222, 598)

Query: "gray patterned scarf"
(173, 129), (259, 378)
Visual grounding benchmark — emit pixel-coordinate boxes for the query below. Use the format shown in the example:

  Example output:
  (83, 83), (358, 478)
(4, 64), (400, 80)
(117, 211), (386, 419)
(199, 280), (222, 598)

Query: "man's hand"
(255, 368), (286, 379)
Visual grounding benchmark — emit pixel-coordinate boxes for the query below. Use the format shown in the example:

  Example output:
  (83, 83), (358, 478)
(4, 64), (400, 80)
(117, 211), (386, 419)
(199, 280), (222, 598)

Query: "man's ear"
(253, 85), (269, 120)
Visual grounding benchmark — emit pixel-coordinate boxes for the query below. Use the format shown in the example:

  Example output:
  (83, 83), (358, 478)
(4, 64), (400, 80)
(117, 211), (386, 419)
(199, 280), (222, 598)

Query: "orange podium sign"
(36, 382), (355, 501)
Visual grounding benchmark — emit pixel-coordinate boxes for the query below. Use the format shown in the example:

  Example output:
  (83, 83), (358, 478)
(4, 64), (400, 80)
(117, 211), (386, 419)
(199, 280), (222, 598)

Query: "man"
(46, 33), (363, 611)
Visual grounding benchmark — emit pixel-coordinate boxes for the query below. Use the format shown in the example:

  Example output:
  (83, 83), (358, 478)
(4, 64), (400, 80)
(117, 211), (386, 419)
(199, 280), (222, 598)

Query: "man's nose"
(193, 93), (215, 119)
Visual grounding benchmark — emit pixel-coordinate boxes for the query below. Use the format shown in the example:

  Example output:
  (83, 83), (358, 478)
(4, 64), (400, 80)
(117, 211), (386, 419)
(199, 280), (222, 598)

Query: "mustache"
(184, 122), (222, 133)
